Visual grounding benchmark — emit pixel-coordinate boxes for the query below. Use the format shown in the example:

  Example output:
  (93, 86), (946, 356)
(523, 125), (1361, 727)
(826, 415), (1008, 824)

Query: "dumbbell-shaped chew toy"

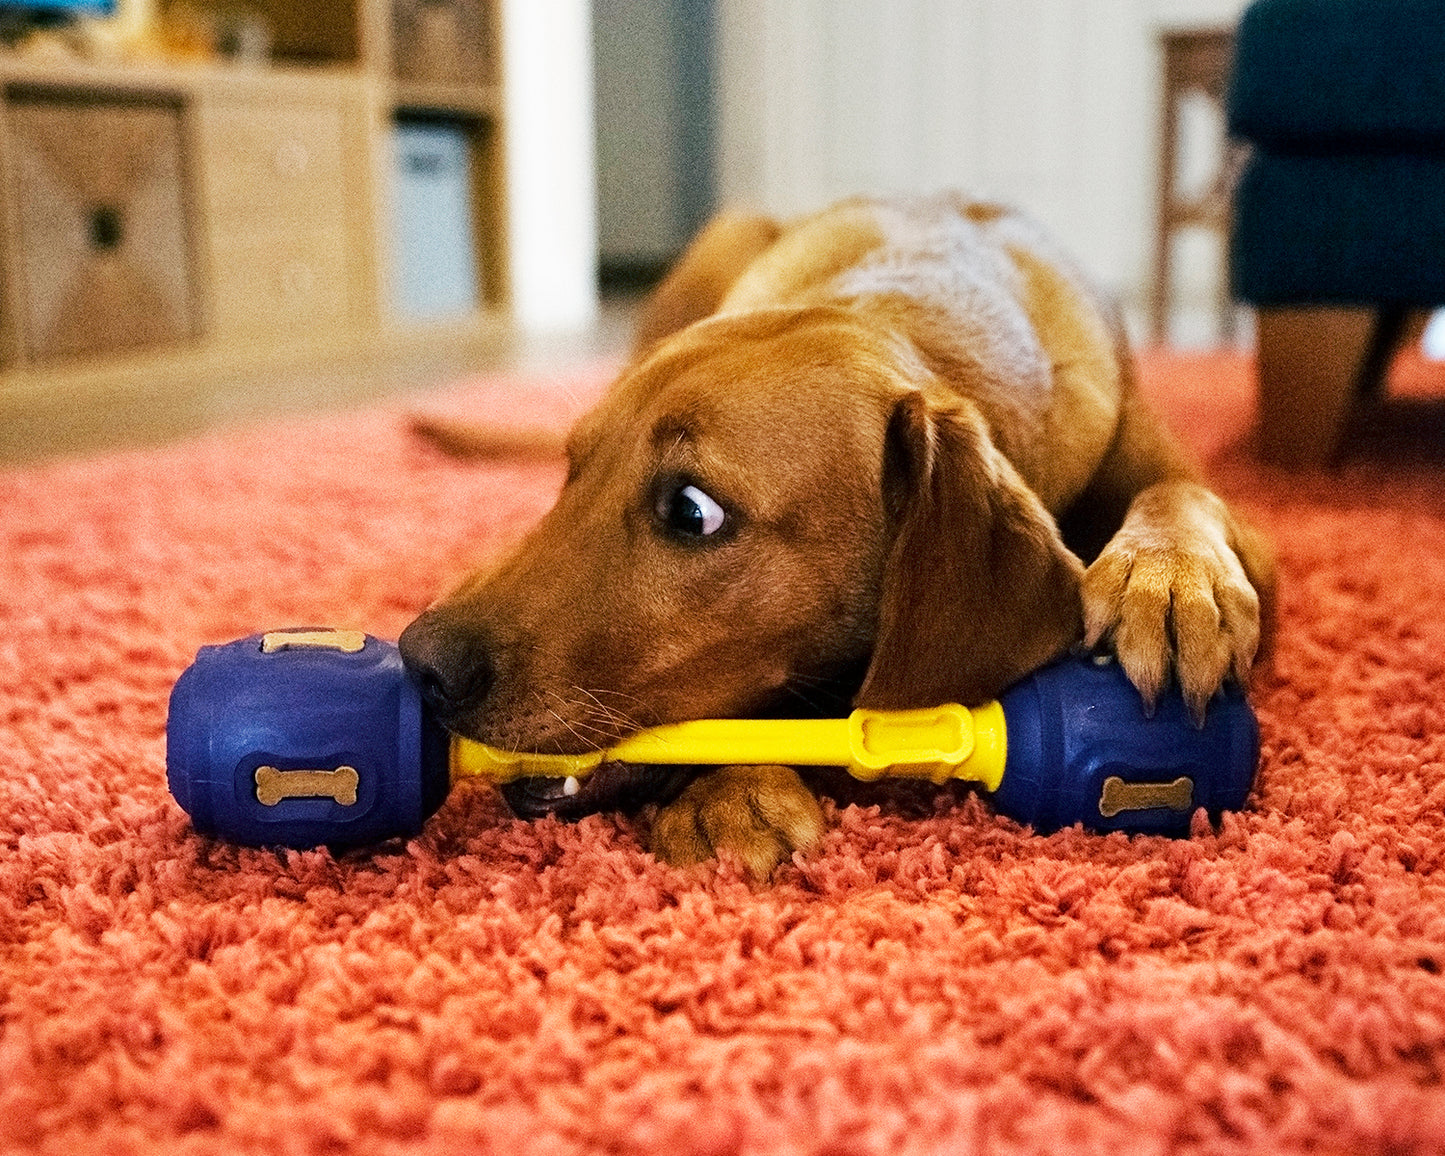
(166, 628), (1260, 849)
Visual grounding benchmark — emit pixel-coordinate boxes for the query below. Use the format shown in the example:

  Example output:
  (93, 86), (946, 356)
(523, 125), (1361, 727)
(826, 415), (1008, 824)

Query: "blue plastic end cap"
(165, 632), (451, 849)
(991, 655), (1259, 837)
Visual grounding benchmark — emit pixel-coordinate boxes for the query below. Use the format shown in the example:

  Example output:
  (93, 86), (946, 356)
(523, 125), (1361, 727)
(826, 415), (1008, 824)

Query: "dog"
(400, 193), (1275, 879)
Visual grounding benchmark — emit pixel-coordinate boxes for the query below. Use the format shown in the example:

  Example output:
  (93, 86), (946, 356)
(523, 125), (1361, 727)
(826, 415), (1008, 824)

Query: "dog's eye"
(656, 484), (726, 538)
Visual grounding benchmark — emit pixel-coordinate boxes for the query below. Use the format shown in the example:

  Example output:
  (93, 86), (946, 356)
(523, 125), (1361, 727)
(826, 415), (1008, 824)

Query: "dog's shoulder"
(715, 197), (890, 314)
(693, 193), (1127, 513)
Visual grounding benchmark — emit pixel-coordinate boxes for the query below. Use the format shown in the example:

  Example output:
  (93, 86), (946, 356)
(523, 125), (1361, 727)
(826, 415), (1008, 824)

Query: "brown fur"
(402, 193), (1275, 878)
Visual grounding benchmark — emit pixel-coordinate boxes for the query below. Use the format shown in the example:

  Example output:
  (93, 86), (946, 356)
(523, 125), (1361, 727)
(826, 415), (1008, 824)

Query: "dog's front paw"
(1083, 524), (1260, 722)
(651, 764), (824, 880)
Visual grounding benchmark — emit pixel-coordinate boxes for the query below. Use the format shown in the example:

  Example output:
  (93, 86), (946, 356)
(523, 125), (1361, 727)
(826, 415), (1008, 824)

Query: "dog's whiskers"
(779, 669), (860, 715)
(569, 685), (651, 731)
(539, 688), (640, 745)
(781, 682), (831, 713)
(573, 685), (651, 708)
(540, 703), (595, 750)
(646, 431), (690, 491)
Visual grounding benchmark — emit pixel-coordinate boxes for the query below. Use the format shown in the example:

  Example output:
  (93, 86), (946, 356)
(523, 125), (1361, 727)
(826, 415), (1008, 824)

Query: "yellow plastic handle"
(450, 700), (1007, 792)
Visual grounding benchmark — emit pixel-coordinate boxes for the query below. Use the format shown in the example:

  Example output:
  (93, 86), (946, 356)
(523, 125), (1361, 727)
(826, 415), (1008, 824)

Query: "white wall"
(593, 0), (716, 269)
(594, 0), (682, 264)
(500, 0), (599, 330)
(716, 0), (1248, 332)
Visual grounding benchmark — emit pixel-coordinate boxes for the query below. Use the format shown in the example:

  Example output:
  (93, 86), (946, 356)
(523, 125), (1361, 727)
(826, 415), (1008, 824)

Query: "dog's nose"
(398, 611), (495, 718)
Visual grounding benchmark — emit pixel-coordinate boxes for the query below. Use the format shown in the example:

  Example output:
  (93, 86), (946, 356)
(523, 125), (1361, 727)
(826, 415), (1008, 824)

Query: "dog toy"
(165, 628), (1259, 849)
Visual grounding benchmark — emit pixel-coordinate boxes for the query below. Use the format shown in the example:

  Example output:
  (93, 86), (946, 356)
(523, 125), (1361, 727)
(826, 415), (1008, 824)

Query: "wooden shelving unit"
(393, 79), (499, 119)
(0, 0), (506, 396)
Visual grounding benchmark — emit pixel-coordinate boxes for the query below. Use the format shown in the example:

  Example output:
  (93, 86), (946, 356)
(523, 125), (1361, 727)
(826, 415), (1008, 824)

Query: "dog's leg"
(1076, 389), (1276, 722)
(1084, 479), (1271, 720)
(632, 212), (780, 353)
(650, 763), (824, 880)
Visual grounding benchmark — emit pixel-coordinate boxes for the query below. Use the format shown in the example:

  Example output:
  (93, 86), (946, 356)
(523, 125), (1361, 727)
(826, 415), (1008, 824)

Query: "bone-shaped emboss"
(1098, 775), (1194, 818)
(261, 629), (366, 654)
(254, 765), (360, 807)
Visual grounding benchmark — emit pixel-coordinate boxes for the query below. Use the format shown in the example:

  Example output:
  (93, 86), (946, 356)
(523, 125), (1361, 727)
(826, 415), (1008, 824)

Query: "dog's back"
(647, 193), (1128, 517)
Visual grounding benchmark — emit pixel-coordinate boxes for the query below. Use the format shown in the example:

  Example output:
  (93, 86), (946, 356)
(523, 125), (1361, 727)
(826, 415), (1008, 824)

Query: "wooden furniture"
(1253, 306), (1425, 468)
(0, 0), (506, 391)
(7, 88), (195, 362)
(1149, 27), (1242, 345)
(1229, 0), (1445, 468)
(393, 0), (496, 87)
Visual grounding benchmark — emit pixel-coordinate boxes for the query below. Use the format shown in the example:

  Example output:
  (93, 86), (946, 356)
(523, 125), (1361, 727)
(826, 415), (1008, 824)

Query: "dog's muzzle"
(499, 761), (695, 820)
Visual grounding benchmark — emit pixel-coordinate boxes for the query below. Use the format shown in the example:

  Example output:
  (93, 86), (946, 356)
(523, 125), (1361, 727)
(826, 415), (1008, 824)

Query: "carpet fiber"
(4, 351), (1445, 1155)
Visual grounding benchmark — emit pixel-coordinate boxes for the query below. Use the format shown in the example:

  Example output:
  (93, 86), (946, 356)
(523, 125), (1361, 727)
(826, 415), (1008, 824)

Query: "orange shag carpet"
(4, 351), (1445, 1155)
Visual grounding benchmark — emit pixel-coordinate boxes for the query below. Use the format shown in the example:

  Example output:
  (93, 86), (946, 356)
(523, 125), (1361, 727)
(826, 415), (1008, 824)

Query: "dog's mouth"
(438, 711), (689, 818)
(469, 662), (869, 821)
(498, 760), (695, 819)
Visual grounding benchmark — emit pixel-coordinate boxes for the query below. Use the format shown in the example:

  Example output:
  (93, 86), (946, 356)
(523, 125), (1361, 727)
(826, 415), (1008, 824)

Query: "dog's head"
(400, 307), (1083, 816)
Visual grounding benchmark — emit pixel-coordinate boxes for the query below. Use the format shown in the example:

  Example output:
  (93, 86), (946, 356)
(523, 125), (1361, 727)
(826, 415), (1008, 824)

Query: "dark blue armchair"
(1228, 0), (1445, 466)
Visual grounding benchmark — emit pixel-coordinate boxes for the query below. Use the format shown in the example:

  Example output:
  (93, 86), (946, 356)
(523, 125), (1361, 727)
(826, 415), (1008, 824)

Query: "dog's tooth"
(563, 776), (581, 797)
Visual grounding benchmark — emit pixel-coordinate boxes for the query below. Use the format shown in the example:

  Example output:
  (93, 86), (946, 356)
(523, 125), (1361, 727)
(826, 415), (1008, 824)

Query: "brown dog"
(401, 193), (1274, 878)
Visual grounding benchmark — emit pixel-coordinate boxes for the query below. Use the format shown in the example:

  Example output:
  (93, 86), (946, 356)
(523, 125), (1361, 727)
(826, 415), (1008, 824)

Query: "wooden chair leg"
(1356, 305), (1411, 401)
(1255, 306), (1406, 468)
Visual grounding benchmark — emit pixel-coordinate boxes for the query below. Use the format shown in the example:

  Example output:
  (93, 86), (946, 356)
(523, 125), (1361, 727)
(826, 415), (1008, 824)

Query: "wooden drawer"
(5, 93), (196, 363)
(208, 228), (351, 338)
(197, 98), (350, 234)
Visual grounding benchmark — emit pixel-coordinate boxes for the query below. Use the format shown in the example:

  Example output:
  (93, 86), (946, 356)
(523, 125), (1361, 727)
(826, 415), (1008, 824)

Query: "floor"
(16, 292), (1436, 471)
(0, 296), (642, 468)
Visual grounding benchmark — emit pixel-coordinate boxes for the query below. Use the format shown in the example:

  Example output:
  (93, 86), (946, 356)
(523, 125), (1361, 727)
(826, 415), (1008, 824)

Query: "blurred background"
(0, 0), (1384, 461)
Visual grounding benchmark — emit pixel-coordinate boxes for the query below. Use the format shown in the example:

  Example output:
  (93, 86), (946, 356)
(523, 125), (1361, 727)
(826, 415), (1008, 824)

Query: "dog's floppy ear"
(856, 390), (1085, 709)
